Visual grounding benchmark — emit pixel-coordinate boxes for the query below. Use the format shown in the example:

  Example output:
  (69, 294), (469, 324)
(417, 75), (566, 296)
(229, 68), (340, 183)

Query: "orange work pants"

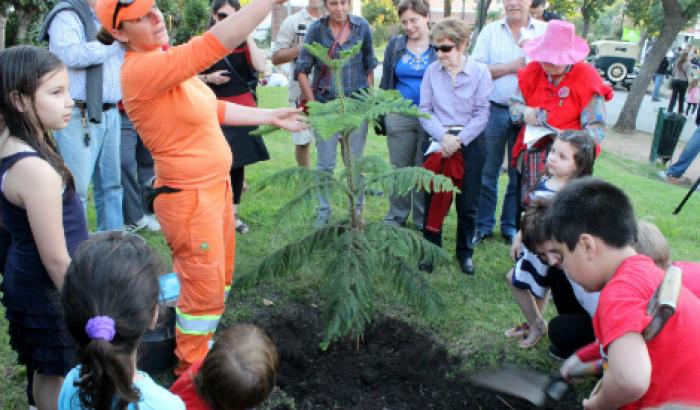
(154, 179), (235, 374)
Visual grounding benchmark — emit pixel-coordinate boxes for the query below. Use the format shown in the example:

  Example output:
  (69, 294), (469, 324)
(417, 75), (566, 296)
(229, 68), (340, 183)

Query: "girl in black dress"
(201, 0), (270, 234)
(0, 46), (88, 409)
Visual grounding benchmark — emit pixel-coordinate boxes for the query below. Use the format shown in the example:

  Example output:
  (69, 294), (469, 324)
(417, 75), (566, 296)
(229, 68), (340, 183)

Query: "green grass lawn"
(1, 86), (699, 408)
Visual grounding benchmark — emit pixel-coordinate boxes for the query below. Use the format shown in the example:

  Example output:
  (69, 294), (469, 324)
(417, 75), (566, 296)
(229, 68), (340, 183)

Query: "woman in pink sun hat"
(509, 20), (613, 206)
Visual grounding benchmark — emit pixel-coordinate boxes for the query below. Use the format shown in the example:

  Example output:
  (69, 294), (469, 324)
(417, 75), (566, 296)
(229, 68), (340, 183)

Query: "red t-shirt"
(674, 261), (700, 296)
(593, 255), (700, 409)
(170, 359), (210, 410)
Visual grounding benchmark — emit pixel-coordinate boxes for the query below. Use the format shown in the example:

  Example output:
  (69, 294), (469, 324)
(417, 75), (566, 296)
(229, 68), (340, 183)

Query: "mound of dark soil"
(253, 303), (580, 410)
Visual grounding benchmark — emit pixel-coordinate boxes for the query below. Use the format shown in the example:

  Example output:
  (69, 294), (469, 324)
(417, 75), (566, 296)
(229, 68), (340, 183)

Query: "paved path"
(606, 88), (696, 142)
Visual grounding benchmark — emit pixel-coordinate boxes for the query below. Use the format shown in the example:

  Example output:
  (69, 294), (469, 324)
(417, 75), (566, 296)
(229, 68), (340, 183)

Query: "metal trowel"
(470, 361), (602, 407)
(470, 265), (683, 407)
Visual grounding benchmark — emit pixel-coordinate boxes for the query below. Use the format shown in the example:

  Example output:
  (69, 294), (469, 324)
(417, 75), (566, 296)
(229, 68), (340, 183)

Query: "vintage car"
(587, 40), (639, 90)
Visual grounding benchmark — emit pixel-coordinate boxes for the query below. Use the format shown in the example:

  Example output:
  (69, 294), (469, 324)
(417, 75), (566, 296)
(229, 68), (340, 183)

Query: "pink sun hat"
(522, 20), (589, 65)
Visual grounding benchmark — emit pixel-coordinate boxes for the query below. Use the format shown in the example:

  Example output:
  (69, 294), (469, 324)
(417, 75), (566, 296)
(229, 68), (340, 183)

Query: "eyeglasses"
(216, 12), (228, 20)
(432, 44), (456, 53)
(113, 0), (135, 29)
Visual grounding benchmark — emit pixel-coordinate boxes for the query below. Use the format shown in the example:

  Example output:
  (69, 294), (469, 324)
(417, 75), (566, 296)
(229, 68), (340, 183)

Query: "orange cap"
(95, 0), (155, 32)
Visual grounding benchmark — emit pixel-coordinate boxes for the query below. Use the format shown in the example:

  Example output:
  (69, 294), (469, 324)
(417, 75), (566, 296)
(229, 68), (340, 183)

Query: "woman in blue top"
(380, 0), (436, 231)
(0, 46), (88, 409)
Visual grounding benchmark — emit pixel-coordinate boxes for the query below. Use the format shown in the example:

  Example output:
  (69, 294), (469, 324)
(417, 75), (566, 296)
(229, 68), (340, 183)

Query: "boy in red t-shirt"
(544, 178), (700, 410)
(170, 324), (278, 410)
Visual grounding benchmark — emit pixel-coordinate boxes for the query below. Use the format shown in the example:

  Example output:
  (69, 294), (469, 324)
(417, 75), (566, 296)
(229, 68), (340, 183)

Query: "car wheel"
(606, 62), (628, 83)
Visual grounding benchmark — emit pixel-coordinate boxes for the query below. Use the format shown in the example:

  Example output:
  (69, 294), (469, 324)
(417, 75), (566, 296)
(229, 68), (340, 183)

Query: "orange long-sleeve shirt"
(121, 32), (231, 189)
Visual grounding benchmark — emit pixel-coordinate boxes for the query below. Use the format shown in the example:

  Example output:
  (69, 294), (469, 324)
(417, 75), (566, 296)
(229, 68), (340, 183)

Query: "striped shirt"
(48, 9), (124, 103)
(471, 18), (547, 105)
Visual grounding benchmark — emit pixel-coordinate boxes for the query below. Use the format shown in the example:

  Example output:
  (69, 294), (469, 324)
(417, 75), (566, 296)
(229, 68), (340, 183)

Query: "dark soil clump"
(253, 303), (581, 409)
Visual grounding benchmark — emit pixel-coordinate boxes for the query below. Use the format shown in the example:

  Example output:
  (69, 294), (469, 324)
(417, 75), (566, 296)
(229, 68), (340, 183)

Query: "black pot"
(138, 305), (177, 374)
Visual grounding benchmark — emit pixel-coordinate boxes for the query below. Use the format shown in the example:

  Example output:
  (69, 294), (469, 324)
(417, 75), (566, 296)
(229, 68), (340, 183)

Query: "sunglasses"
(432, 44), (456, 53)
(216, 12), (229, 20)
(113, 0), (135, 29)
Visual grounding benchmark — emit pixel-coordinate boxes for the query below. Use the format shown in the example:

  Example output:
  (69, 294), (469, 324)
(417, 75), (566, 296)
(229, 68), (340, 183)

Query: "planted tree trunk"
(613, 0), (690, 133)
(444, 0), (451, 17)
(243, 42), (457, 349)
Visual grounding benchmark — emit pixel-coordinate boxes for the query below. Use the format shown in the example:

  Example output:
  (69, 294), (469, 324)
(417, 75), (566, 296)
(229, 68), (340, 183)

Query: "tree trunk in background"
(0, 14), (6, 50)
(444, 0), (452, 17)
(15, 9), (35, 45)
(581, 6), (591, 39)
(613, 0), (689, 132)
(637, 31), (647, 62)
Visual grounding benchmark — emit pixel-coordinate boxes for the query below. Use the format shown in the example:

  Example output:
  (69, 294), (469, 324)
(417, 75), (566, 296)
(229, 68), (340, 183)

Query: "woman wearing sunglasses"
(95, 0), (304, 375)
(200, 0), (270, 235)
(419, 17), (492, 275)
(379, 0), (436, 232)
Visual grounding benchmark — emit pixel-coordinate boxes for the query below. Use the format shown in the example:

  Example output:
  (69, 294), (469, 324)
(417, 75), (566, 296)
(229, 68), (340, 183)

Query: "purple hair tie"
(85, 316), (116, 342)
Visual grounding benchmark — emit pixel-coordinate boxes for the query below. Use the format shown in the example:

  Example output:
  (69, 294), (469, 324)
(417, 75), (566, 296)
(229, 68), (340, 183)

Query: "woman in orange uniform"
(95, 0), (303, 374)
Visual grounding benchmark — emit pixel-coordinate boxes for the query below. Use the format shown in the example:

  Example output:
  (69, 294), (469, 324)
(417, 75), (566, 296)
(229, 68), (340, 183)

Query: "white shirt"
(47, 9), (124, 103)
(272, 8), (320, 102)
(471, 17), (547, 105)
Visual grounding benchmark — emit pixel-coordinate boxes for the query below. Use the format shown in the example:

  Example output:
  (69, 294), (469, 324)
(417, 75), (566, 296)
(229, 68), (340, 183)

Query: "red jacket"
(512, 62), (613, 161)
(423, 152), (464, 233)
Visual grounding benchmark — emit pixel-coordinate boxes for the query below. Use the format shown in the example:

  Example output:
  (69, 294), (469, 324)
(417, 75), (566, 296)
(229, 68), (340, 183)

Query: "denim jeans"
(667, 126), (700, 178)
(120, 113), (154, 225)
(476, 105), (520, 237)
(652, 74), (664, 100)
(55, 107), (123, 231)
(315, 123), (368, 215)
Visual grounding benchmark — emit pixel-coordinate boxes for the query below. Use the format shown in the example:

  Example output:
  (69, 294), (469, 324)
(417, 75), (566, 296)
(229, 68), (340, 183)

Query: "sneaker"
(145, 214), (161, 232)
(124, 216), (149, 234)
(235, 217), (250, 234)
(657, 170), (668, 180)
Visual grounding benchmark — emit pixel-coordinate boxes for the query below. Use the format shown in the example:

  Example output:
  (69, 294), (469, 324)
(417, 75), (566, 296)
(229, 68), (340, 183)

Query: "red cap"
(95, 0), (155, 32)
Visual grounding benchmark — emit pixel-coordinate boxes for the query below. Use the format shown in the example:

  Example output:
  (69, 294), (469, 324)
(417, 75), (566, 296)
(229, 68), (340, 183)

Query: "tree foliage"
(244, 43), (458, 349)
(173, 0), (210, 45)
(361, 0), (398, 27)
(548, 0), (616, 38)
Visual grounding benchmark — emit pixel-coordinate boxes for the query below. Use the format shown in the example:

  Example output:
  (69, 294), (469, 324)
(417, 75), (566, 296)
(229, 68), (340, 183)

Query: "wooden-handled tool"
(470, 266), (684, 407)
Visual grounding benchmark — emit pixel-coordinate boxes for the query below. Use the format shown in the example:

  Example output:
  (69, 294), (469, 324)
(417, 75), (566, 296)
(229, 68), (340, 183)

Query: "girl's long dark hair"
(0, 46), (74, 189)
(61, 232), (162, 410)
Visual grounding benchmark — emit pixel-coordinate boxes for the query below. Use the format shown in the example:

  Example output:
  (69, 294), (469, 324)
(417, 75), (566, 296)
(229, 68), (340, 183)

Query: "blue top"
(59, 366), (185, 410)
(0, 152), (88, 312)
(295, 15), (378, 102)
(394, 49), (431, 106)
(379, 34), (437, 92)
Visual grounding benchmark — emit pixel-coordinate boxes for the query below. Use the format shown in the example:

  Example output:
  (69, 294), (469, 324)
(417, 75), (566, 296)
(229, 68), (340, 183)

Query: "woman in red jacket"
(509, 20), (613, 204)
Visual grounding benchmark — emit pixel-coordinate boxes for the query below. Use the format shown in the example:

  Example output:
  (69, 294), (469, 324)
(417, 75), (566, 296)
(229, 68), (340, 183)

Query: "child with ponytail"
(59, 232), (184, 409)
